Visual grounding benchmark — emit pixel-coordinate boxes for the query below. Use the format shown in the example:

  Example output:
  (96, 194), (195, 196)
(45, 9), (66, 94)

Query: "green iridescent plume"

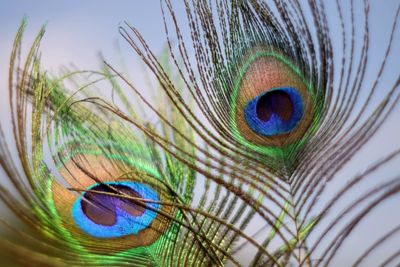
(1, 1), (400, 266)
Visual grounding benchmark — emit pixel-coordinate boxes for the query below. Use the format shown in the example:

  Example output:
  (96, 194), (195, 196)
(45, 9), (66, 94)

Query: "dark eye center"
(81, 183), (145, 226)
(256, 90), (294, 122)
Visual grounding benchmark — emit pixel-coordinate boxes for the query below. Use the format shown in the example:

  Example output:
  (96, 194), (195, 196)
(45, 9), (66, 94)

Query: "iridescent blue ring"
(244, 87), (304, 136)
(72, 181), (160, 238)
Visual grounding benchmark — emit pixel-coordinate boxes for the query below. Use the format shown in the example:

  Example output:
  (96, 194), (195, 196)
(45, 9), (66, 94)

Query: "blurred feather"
(0, 0), (400, 266)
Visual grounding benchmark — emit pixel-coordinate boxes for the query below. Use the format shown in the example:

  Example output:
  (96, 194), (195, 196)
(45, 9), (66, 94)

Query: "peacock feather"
(0, 1), (399, 266)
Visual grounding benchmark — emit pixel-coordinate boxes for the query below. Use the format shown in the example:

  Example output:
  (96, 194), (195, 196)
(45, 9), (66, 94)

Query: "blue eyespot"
(72, 181), (160, 238)
(244, 87), (304, 136)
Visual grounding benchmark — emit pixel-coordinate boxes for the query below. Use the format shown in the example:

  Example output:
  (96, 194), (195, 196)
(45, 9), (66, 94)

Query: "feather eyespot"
(231, 49), (317, 149)
(51, 149), (174, 253)
(244, 87), (304, 136)
(73, 181), (161, 239)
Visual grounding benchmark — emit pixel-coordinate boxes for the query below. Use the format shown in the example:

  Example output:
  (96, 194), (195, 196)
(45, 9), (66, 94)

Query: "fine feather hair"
(0, 1), (399, 266)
